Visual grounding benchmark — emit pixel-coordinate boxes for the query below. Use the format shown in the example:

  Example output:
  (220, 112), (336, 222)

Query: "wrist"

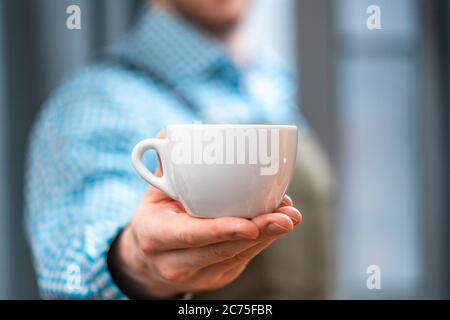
(107, 225), (146, 298)
(107, 225), (184, 299)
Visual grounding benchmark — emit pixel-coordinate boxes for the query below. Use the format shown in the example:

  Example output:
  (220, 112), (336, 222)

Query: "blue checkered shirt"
(25, 7), (304, 299)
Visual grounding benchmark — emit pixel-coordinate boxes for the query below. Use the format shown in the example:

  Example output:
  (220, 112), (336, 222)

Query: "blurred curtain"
(438, 0), (450, 298)
(0, 0), (12, 299)
(0, 0), (142, 299)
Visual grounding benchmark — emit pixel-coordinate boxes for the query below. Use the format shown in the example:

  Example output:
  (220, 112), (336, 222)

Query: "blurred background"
(0, 0), (449, 299)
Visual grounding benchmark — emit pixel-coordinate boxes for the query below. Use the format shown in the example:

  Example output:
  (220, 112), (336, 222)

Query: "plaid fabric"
(25, 6), (304, 299)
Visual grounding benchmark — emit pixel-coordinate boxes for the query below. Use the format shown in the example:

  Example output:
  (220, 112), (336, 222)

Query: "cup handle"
(131, 138), (178, 200)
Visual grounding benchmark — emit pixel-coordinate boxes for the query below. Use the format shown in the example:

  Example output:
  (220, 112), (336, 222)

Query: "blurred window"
(334, 0), (422, 298)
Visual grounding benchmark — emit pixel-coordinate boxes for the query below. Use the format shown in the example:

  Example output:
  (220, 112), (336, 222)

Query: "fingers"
(251, 211), (294, 236)
(276, 206), (302, 225)
(139, 197), (300, 253)
(139, 200), (301, 253)
(279, 194), (293, 207)
(138, 205), (302, 291)
(248, 194), (300, 237)
(210, 263), (247, 290)
(276, 195), (301, 225)
(190, 239), (274, 285)
(141, 211), (260, 251)
(156, 235), (272, 273)
(155, 209), (300, 271)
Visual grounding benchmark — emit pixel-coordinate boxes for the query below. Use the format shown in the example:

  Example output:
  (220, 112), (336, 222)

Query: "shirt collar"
(108, 6), (236, 85)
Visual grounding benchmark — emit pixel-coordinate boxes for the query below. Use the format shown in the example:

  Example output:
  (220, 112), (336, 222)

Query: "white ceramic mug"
(132, 124), (298, 218)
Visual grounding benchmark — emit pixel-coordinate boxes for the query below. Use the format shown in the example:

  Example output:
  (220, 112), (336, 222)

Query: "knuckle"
(159, 267), (184, 282)
(227, 221), (247, 238)
(211, 246), (235, 260)
(132, 214), (158, 254)
(178, 230), (196, 247)
(209, 223), (224, 238)
(135, 231), (156, 254)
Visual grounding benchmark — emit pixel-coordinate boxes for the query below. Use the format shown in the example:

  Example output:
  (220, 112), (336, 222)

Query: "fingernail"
(290, 213), (301, 225)
(266, 223), (290, 236)
(278, 207), (301, 225)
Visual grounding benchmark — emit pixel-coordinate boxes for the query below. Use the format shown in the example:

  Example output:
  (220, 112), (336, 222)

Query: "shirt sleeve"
(24, 82), (156, 299)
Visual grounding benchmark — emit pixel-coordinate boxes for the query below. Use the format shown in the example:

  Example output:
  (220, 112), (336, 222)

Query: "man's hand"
(108, 136), (302, 299)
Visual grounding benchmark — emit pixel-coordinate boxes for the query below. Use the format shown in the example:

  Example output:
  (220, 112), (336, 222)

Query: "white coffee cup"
(132, 124), (298, 218)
